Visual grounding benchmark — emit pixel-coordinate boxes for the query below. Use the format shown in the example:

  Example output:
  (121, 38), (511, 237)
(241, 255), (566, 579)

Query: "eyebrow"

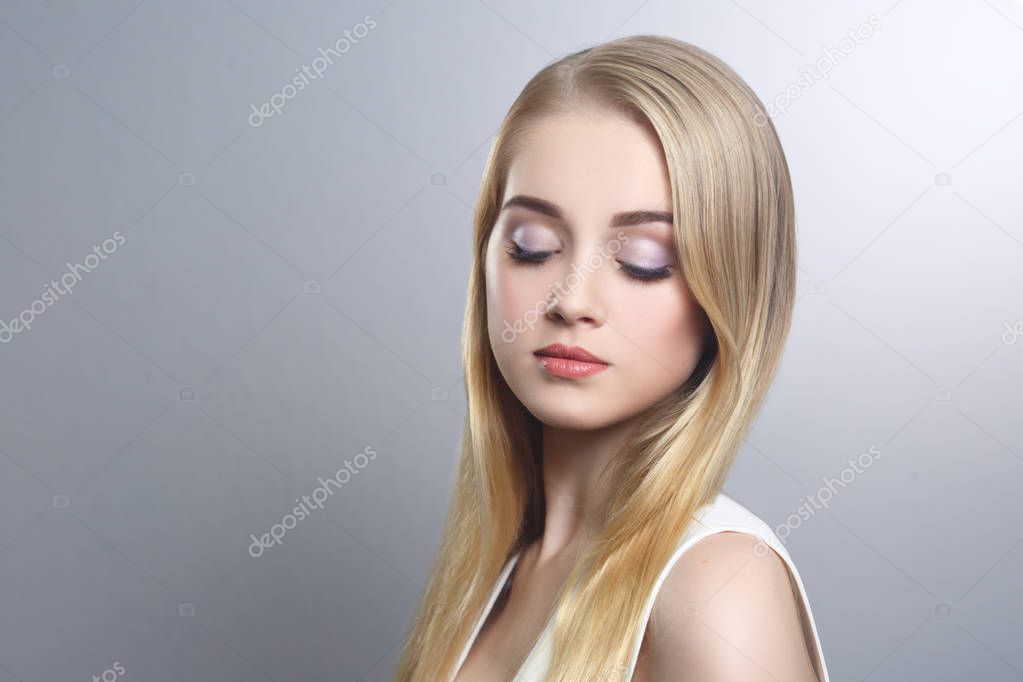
(501, 195), (673, 228)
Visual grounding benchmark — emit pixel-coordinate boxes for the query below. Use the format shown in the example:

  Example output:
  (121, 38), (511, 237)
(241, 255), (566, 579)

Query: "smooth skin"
(455, 105), (817, 681)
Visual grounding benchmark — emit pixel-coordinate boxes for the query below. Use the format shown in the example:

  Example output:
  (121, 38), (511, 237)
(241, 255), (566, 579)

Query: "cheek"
(612, 284), (703, 376)
(490, 264), (549, 333)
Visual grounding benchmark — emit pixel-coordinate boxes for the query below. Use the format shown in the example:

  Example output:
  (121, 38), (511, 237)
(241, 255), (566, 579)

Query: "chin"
(522, 400), (618, 432)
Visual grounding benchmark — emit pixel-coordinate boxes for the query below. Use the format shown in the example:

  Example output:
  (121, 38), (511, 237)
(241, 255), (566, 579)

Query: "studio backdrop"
(0, 1), (1021, 681)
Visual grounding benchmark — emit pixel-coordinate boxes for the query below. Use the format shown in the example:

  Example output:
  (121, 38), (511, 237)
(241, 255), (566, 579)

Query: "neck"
(533, 415), (640, 566)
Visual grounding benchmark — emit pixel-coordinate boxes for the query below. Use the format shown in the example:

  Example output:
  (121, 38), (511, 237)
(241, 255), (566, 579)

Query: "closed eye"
(617, 260), (672, 283)
(504, 241), (556, 264)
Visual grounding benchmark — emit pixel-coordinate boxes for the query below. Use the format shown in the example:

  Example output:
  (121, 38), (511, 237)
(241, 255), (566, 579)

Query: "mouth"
(533, 343), (609, 378)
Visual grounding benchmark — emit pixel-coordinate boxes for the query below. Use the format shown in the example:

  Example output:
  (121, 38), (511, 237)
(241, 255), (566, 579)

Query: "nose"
(544, 262), (606, 327)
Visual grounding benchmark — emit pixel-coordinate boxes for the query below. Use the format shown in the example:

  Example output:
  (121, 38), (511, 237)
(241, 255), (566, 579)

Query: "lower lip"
(535, 355), (609, 378)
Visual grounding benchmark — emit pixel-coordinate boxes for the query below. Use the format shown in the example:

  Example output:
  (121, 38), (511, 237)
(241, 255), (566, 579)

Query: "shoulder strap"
(625, 494), (830, 681)
(450, 553), (522, 682)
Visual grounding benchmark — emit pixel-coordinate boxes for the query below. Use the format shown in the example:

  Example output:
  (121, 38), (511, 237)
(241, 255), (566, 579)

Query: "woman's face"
(485, 108), (710, 431)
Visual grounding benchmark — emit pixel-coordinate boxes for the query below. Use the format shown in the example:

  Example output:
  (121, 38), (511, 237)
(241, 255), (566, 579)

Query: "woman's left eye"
(617, 260), (672, 283)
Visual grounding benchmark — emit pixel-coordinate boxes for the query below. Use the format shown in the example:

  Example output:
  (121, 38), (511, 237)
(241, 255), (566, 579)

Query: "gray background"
(0, 0), (1021, 680)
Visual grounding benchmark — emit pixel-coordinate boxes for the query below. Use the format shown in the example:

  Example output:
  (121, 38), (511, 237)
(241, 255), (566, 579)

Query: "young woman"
(394, 34), (829, 682)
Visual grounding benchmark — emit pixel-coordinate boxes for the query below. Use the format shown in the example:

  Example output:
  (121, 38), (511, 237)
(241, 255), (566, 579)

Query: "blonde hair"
(393, 34), (796, 681)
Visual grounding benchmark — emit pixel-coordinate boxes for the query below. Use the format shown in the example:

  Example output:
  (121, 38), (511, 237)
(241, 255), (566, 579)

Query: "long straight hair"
(393, 34), (796, 681)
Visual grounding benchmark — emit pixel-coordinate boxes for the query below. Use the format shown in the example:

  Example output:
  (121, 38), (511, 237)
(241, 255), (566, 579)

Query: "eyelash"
(503, 242), (672, 283)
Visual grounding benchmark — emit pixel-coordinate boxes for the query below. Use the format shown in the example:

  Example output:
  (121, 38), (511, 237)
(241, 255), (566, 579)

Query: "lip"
(533, 343), (609, 378)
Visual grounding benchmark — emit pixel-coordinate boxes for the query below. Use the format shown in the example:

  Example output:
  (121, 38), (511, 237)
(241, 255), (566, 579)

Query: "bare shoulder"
(640, 531), (819, 682)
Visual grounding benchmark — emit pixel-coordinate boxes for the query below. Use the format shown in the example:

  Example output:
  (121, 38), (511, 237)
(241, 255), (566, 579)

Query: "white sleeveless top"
(451, 492), (829, 681)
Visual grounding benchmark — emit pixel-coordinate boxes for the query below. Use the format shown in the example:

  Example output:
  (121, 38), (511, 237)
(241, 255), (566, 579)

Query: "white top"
(451, 492), (829, 681)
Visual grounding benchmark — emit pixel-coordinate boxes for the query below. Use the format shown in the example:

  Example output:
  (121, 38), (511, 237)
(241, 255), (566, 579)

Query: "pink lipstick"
(533, 343), (609, 378)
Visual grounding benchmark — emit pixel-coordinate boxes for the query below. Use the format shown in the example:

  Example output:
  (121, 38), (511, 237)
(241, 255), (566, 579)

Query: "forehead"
(504, 111), (672, 221)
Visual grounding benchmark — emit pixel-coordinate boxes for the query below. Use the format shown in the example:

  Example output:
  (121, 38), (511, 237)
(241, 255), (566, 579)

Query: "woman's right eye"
(504, 241), (556, 264)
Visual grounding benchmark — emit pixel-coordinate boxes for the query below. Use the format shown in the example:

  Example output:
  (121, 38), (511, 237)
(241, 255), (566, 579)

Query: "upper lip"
(533, 343), (608, 364)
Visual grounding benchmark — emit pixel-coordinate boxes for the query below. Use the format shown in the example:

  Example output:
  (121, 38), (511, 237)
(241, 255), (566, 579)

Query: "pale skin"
(453, 105), (818, 682)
